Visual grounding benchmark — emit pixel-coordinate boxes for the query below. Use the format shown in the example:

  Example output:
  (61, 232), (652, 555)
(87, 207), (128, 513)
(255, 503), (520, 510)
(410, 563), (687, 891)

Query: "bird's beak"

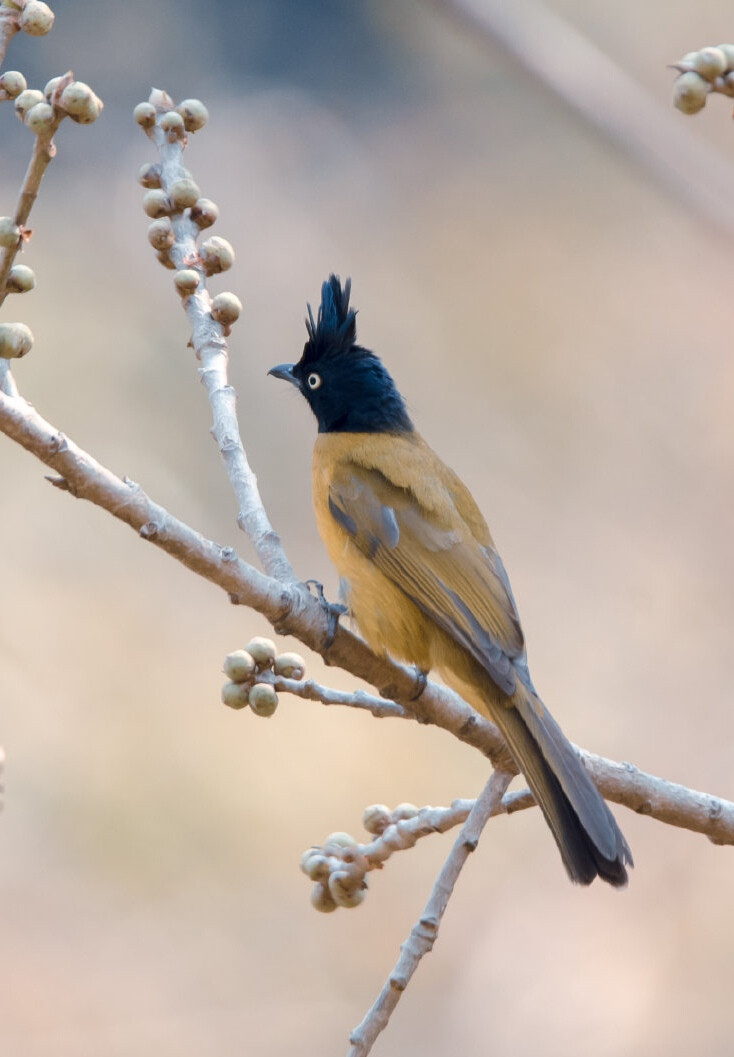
(267, 362), (299, 387)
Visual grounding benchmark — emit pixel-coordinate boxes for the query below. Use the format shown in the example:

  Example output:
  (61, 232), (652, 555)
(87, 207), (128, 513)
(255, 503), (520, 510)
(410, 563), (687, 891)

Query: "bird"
(269, 274), (632, 887)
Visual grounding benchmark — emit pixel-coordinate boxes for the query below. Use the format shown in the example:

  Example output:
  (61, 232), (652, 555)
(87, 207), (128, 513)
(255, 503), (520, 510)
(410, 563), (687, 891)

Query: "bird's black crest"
(303, 275), (358, 364)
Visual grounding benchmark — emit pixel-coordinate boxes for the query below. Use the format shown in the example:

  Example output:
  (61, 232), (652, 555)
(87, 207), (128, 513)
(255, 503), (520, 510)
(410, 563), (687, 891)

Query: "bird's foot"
(305, 579), (347, 649)
(410, 666), (429, 700)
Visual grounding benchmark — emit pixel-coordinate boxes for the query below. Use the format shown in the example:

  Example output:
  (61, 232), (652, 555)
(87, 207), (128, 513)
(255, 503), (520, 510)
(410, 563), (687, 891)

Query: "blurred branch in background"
(428, 0), (734, 235)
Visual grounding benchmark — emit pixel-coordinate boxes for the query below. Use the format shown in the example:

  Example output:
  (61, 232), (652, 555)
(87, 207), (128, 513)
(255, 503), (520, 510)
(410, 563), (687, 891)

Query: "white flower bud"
(175, 98), (209, 132)
(273, 651), (305, 679)
(142, 189), (172, 218)
(173, 269), (200, 297)
(223, 649), (256, 684)
(59, 81), (102, 124)
(0, 322), (33, 358)
(43, 75), (63, 102)
(248, 683), (278, 717)
(694, 47), (727, 81)
(146, 217), (174, 250)
(221, 681), (250, 710)
(160, 111), (185, 138)
(200, 236), (234, 275)
(138, 162), (162, 189)
(211, 292), (242, 327)
(244, 637), (276, 669)
(392, 802), (418, 821)
(673, 71), (709, 114)
(328, 871), (366, 909)
(190, 198), (219, 229)
(19, 1), (55, 36)
(7, 264), (35, 293)
(324, 832), (358, 850)
(156, 249), (175, 270)
(134, 101), (156, 129)
(14, 89), (44, 121)
(310, 882), (338, 913)
(0, 217), (21, 248)
(0, 71), (27, 99)
(168, 177), (200, 210)
(300, 849), (330, 881)
(716, 44), (734, 72)
(362, 804), (391, 835)
(25, 101), (55, 134)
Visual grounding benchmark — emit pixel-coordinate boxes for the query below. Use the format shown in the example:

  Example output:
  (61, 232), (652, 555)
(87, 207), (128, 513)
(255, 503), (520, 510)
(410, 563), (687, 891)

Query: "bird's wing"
(327, 462), (527, 696)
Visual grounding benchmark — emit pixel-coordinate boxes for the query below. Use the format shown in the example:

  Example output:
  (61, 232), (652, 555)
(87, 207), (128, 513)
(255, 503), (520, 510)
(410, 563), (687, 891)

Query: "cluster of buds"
(135, 91), (242, 333)
(672, 45), (734, 114)
(10, 74), (103, 136)
(301, 833), (369, 912)
(1, 0), (54, 37)
(301, 802), (420, 913)
(221, 638), (306, 718)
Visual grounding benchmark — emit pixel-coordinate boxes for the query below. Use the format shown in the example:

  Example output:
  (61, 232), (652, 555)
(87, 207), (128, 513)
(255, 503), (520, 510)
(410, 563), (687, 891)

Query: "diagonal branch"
(0, 384), (512, 766)
(3, 384), (734, 846)
(427, 0), (734, 235)
(347, 770), (513, 1057)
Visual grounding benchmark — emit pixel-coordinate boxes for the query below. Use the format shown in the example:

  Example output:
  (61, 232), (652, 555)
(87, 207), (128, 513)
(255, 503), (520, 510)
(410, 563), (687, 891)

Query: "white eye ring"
(306, 372), (322, 390)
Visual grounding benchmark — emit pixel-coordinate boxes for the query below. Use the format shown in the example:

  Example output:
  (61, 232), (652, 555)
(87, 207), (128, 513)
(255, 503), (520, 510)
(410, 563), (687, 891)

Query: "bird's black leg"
(304, 579), (347, 649)
(410, 666), (429, 700)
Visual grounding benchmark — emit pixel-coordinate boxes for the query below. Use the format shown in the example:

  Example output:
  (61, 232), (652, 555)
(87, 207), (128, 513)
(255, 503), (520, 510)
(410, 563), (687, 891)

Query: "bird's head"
(268, 275), (413, 434)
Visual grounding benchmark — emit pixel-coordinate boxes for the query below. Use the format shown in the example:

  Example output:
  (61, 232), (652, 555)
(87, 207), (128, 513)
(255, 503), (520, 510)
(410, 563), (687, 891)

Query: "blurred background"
(2, 1), (734, 1054)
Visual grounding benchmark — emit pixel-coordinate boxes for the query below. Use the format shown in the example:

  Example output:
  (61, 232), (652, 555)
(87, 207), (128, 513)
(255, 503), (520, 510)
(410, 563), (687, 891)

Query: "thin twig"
(0, 92), (65, 393)
(140, 95), (295, 584)
(0, 107), (63, 304)
(273, 674), (410, 719)
(427, 0), (734, 235)
(347, 770), (512, 1057)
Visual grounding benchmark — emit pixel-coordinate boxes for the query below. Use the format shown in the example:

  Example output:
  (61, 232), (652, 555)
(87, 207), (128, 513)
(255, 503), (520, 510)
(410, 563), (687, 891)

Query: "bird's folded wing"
(327, 464), (527, 696)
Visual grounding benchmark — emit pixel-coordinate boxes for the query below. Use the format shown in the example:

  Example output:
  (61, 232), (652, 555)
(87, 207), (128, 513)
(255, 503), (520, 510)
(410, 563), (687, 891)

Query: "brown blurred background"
(2, 1), (734, 1054)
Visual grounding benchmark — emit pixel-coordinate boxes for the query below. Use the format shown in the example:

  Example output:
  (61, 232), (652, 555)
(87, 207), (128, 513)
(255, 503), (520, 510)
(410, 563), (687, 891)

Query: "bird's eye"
(306, 372), (322, 390)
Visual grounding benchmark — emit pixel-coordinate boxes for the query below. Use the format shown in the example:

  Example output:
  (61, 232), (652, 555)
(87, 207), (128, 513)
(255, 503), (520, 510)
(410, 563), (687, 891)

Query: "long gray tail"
(486, 688), (632, 886)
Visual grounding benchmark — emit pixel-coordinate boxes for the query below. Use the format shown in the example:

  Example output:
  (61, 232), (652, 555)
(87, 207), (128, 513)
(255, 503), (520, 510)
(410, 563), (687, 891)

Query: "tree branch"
(427, 0), (734, 235)
(136, 89), (295, 584)
(346, 770), (513, 1057)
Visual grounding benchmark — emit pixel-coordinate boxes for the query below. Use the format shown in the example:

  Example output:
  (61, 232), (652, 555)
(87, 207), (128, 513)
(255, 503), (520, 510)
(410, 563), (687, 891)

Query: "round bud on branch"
(175, 98), (208, 132)
(19, 1), (54, 36)
(200, 236), (234, 275)
(14, 89), (44, 121)
(146, 218), (174, 250)
(59, 81), (102, 124)
(211, 292), (242, 327)
(0, 217), (21, 248)
(142, 189), (172, 218)
(25, 101), (55, 135)
(173, 269), (200, 298)
(133, 102), (156, 129)
(168, 178), (200, 210)
(190, 198), (218, 229)
(7, 265), (35, 293)
(0, 71), (27, 100)
(0, 322), (33, 358)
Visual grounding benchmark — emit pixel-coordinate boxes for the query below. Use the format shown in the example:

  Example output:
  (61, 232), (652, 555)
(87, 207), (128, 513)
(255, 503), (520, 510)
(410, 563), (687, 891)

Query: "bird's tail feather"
(484, 687), (632, 887)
